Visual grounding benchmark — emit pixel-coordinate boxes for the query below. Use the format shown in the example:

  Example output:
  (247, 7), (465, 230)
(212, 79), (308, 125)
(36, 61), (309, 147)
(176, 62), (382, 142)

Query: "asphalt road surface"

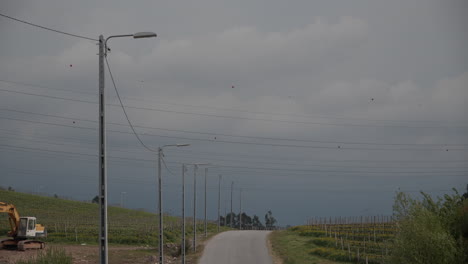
(199, 230), (273, 264)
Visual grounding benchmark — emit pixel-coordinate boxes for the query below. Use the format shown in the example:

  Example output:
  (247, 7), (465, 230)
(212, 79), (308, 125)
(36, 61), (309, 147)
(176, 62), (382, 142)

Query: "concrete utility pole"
(157, 147), (163, 263)
(217, 175), (221, 232)
(224, 198), (227, 227)
(158, 144), (189, 264)
(239, 188), (242, 230)
(204, 168), (208, 238)
(230, 181), (233, 228)
(181, 164), (186, 264)
(98, 35), (107, 264)
(98, 31), (157, 264)
(193, 165), (198, 251)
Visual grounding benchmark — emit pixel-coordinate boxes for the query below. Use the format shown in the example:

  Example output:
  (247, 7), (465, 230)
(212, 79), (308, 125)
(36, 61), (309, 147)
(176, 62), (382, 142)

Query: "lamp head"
(133, 32), (157, 39)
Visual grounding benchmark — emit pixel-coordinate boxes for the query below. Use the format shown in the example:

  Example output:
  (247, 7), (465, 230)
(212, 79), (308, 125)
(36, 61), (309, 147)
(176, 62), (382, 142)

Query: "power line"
(0, 88), (97, 104)
(3, 78), (464, 126)
(2, 114), (466, 152)
(0, 12), (97, 41)
(161, 156), (176, 176)
(0, 79), (96, 96)
(3, 142), (466, 175)
(3, 132), (467, 172)
(1, 128), (465, 171)
(0, 123), (465, 165)
(7, 167), (457, 195)
(2, 87), (467, 129)
(105, 56), (156, 153)
(2, 108), (467, 147)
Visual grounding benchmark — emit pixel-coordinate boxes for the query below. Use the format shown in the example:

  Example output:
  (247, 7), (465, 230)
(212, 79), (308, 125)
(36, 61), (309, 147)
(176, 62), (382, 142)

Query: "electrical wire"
(0, 12), (97, 41)
(2, 114), (466, 152)
(0, 79), (96, 96)
(3, 135), (467, 175)
(2, 87), (467, 129)
(161, 156), (176, 176)
(2, 142), (466, 175)
(3, 78), (463, 126)
(104, 56), (156, 153)
(2, 108), (467, 147)
(2, 129), (465, 171)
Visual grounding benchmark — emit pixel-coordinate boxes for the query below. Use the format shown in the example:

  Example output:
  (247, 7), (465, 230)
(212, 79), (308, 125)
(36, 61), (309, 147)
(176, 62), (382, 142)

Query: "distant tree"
(54, 194), (59, 198)
(7, 186), (14, 192)
(92, 195), (99, 204)
(239, 212), (252, 229)
(463, 184), (468, 200)
(226, 212), (238, 227)
(264, 210), (277, 230)
(252, 215), (264, 229)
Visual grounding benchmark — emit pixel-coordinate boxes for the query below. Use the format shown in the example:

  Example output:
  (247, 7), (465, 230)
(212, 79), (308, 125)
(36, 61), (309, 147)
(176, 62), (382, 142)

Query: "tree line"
(220, 210), (277, 230)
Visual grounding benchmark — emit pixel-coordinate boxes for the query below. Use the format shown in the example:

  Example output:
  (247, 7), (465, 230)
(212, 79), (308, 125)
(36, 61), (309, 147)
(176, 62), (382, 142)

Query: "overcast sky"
(0, 0), (467, 226)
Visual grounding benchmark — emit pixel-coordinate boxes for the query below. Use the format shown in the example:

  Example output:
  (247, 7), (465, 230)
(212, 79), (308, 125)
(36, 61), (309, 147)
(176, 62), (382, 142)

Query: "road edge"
(267, 231), (283, 264)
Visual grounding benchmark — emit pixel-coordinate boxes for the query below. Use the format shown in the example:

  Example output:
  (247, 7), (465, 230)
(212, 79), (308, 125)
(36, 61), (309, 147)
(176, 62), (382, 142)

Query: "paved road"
(199, 230), (273, 264)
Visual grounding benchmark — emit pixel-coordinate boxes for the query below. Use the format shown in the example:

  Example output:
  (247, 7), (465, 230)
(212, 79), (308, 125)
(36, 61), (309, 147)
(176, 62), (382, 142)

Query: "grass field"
(271, 220), (395, 264)
(270, 229), (351, 264)
(0, 189), (227, 247)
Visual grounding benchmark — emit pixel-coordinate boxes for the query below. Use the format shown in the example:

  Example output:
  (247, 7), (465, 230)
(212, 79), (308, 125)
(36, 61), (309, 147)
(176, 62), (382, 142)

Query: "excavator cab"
(17, 217), (36, 238)
(16, 217), (47, 239)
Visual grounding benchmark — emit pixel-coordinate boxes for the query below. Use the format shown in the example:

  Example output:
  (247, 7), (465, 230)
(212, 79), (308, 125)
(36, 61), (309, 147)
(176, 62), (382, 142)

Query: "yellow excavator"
(0, 202), (46, 250)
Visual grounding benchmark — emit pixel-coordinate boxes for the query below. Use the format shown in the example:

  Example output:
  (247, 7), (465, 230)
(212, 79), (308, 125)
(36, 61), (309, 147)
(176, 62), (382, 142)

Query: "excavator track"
(17, 240), (46, 251)
(1, 238), (45, 250)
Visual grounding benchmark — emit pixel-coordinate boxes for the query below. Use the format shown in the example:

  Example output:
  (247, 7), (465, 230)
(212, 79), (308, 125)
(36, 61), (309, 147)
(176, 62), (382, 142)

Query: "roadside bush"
(390, 190), (467, 264)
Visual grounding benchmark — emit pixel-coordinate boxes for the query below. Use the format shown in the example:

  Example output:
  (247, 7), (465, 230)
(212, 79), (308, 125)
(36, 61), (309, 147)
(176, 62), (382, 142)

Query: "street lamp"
(181, 164), (187, 264)
(98, 32), (156, 264)
(202, 166), (219, 238)
(217, 175), (222, 232)
(183, 163), (209, 252)
(158, 144), (190, 264)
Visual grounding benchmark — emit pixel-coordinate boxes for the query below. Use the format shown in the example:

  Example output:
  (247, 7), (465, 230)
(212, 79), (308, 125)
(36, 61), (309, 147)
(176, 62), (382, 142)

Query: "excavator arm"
(0, 202), (20, 237)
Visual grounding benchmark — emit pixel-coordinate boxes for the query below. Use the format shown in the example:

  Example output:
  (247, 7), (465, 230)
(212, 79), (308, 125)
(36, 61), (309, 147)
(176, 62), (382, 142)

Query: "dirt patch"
(0, 234), (220, 264)
(0, 245), (163, 264)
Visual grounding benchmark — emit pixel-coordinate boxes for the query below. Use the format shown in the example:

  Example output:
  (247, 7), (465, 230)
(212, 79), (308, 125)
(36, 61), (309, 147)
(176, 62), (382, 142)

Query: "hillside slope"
(0, 189), (191, 245)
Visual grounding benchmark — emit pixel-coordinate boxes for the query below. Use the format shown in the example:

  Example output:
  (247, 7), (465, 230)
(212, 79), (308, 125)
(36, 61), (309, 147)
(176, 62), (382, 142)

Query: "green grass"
(15, 247), (72, 264)
(275, 224), (394, 264)
(0, 189), (226, 246)
(270, 229), (350, 264)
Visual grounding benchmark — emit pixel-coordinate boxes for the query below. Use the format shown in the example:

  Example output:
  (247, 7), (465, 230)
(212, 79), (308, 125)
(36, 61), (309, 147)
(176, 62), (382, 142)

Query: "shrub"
(390, 191), (467, 264)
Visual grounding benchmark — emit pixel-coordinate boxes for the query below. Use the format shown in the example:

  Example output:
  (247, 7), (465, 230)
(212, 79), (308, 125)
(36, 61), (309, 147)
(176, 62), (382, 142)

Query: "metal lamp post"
(180, 162), (208, 263)
(217, 175), (222, 232)
(98, 32), (156, 264)
(185, 163), (209, 252)
(204, 168), (208, 238)
(158, 144), (190, 264)
(181, 164), (187, 264)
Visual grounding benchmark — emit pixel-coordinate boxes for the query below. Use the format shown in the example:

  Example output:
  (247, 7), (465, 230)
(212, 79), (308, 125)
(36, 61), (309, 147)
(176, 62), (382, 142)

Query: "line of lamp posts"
(161, 149), (241, 264)
(97, 31), (242, 264)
